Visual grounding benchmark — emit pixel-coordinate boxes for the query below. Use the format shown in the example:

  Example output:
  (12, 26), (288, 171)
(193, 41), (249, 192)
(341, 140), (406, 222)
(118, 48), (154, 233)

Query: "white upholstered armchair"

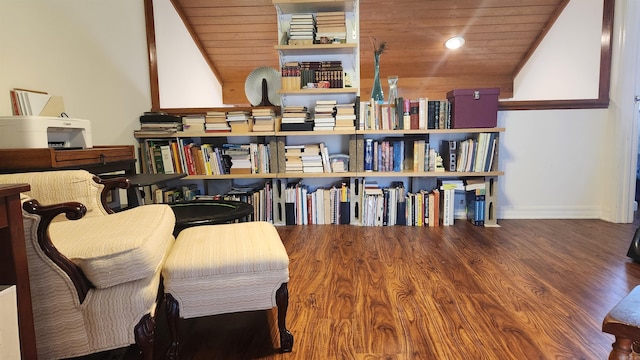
(0, 170), (175, 359)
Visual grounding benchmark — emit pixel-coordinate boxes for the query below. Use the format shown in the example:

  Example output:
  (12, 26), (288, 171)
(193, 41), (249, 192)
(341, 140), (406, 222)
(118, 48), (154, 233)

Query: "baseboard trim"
(499, 205), (602, 219)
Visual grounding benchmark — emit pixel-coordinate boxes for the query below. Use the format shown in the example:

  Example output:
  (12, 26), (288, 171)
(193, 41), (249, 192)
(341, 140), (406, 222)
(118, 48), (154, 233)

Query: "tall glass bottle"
(387, 76), (398, 105)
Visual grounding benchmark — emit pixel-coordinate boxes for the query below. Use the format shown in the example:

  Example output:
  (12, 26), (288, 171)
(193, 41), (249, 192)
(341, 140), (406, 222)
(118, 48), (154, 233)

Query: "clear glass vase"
(387, 76), (398, 105)
(371, 54), (384, 102)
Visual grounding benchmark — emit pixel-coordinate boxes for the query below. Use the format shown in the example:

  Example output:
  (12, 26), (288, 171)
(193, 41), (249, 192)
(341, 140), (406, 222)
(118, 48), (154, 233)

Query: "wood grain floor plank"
(97, 218), (640, 360)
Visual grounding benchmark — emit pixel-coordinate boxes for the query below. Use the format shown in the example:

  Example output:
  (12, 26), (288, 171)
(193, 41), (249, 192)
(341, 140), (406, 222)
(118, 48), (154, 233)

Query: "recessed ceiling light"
(445, 36), (465, 50)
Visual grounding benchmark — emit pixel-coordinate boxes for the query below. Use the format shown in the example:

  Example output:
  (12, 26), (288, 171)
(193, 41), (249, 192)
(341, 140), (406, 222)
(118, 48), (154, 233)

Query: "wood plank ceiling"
(169, 0), (568, 106)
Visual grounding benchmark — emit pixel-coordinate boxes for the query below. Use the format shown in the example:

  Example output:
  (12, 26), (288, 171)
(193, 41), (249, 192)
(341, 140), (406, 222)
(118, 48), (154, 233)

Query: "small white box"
(0, 285), (21, 360)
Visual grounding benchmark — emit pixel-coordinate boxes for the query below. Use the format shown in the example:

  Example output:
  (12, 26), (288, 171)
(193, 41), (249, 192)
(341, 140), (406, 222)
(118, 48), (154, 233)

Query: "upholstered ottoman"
(161, 221), (293, 357)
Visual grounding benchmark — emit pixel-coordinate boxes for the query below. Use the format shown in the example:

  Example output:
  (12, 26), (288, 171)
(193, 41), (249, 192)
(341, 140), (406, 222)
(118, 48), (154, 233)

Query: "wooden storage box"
(446, 88), (499, 128)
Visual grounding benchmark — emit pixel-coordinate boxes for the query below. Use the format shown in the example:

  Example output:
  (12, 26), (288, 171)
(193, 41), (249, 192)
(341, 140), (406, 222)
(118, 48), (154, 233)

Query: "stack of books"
(313, 100), (336, 131)
(226, 111), (252, 132)
(315, 11), (346, 44)
(182, 115), (205, 133)
(281, 106), (313, 131)
(284, 145), (304, 173)
(252, 108), (275, 132)
(204, 111), (230, 133)
(300, 143), (323, 173)
(288, 13), (315, 45)
(223, 144), (252, 174)
(334, 103), (356, 131)
(135, 112), (182, 136)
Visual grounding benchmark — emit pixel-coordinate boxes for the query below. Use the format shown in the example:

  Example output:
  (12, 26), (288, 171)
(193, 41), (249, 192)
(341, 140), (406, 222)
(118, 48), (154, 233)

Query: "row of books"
(141, 139), (271, 176)
(280, 61), (344, 90)
(360, 182), (441, 226)
(274, 178), (484, 227)
(363, 137), (437, 173)
(196, 183), (275, 223)
(154, 178), (486, 227)
(437, 179), (488, 226)
(440, 133), (498, 173)
(142, 134), (496, 176)
(359, 98), (451, 131)
(152, 184), (201, 204)
(284, 181), (350, 225)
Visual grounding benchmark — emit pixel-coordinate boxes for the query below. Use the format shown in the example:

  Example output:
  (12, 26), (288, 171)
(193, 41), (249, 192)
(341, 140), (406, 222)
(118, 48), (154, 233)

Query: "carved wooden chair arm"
(93, 176), (130, 214)
(22, 199), (93, 303)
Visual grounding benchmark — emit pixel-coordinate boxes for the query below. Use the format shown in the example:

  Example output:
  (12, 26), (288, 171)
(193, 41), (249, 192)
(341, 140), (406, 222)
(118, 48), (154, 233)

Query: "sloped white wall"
(153, 0), (224, 108)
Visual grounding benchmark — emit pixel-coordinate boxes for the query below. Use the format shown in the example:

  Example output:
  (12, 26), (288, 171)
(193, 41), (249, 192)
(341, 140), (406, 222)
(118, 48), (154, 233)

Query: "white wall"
(0, 0), (150, 148)
(498, 0), (610, 219)
(498, 109), (607, 219)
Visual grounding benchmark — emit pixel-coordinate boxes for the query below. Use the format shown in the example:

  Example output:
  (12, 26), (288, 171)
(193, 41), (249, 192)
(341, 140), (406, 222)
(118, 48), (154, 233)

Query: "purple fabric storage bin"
(446, 88), (499, 128)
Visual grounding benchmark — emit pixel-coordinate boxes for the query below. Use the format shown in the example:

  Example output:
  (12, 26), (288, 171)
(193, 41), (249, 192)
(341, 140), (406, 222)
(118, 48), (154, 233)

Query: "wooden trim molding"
(22, 200), (92, 303)
(144, 0), (160, 112)
(500, 0), (614, 111)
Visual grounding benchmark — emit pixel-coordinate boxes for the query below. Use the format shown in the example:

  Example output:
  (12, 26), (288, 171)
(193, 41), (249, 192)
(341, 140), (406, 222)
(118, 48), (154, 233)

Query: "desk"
(0, 184), (37, 359)
(170, 200), (254, 235)
(0, 146), (136, 174)
(0, 146), (137, 207)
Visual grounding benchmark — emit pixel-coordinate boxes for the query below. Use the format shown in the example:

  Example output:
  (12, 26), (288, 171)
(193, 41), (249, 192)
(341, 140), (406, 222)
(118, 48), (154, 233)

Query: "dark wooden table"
(125, 173), (187, 207)
(0, 183), (37, 359)
(170, 200), (254, 235)
(0, 146), (140, 209)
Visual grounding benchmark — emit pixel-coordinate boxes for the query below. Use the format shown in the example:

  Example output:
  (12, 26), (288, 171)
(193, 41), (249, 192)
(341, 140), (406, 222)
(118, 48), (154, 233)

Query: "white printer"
(0, 116), (92, 149)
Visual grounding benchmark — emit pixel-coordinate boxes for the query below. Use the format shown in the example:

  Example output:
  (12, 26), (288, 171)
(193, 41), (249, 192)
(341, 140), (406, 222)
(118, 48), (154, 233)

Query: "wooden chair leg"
(609, 337), (633, 360)
(134, 313), (155, 360)
(276, 282), (294, 352)
(165, 293), (181, 360)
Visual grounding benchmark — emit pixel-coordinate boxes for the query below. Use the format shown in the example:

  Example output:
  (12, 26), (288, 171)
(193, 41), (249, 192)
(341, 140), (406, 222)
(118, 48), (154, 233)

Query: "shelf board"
(273, 0), (354, 13)
(356, 128), (505, 135)
(275, 129), (355, 136)
(275, 43), (357, 55)
(180, 171), (503, 180)
(277, 171), (358, 178)
(135, 131), (277, 139)
(278, 88), (358, 95)
(356, 171), (504, 178)
(183, 173), (278, 180)
(135, 128), (505, 139)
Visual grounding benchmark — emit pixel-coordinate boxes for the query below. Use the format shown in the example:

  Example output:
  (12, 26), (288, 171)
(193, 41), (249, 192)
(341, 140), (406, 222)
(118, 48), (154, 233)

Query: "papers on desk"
(10, 89), (65, 117)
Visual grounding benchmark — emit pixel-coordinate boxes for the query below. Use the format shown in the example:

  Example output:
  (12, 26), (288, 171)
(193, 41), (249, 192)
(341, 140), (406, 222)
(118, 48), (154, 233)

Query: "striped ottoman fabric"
(162, 221), (293, 357)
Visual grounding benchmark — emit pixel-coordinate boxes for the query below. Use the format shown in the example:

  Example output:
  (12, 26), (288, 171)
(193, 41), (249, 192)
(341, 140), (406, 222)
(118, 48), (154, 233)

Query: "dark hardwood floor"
(80, 218), (640, 359)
